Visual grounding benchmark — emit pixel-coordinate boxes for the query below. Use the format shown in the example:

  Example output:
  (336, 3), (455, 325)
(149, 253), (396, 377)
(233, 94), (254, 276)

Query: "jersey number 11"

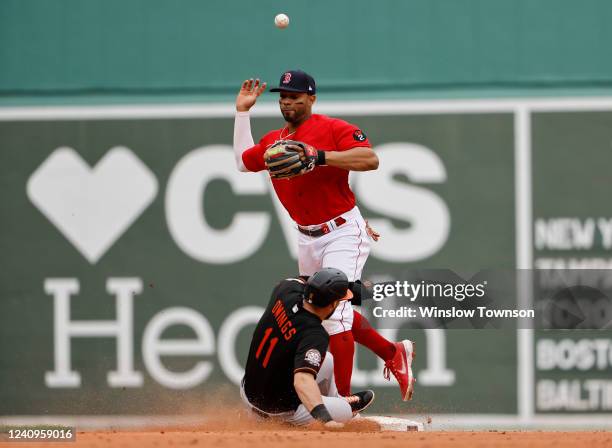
(255, 327), (279, 368)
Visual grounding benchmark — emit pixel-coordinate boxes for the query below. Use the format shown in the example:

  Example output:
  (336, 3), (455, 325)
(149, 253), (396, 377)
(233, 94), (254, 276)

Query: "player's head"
(304, 268), (353, 318)
(269, 69), (316, 124)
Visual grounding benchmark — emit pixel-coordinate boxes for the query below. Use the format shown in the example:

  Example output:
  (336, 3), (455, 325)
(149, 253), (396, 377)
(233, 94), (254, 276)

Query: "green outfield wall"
(2, 0), (612, 103)
(1, 100), (611, 421)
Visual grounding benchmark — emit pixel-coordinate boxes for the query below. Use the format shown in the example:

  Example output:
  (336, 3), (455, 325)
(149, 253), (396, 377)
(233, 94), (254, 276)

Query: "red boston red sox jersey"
(242, 114), (371, 226)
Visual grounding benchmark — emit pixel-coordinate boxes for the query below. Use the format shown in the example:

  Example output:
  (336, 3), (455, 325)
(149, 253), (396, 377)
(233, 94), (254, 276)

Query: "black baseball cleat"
(344, 390), (375, 414)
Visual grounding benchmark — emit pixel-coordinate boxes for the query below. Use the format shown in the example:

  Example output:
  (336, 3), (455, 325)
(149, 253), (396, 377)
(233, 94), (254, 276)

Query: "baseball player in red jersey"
(233, 69), (415, 401)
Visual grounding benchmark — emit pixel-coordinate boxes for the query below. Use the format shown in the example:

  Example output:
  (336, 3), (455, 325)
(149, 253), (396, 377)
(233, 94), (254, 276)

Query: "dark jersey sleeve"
(293, 329), (329, 377)
(331, 118), (371, 151)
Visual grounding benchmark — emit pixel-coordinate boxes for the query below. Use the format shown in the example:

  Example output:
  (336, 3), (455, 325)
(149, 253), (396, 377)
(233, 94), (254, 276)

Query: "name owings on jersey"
(271, 299), (297, 341)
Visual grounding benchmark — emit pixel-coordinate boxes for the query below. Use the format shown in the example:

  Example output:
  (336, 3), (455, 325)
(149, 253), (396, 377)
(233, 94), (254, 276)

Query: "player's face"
(279, 92), (315, 124)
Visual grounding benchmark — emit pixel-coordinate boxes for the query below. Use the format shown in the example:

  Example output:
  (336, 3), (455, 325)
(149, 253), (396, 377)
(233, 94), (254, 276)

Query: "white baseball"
(275, 13), (289, 29)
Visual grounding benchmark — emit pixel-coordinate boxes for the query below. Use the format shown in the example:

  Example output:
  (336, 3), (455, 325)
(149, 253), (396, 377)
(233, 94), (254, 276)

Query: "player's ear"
(308, 95), (316, 106)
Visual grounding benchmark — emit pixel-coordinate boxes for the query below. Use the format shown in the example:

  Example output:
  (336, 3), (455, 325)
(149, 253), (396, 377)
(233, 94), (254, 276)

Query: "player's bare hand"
(324, 421), (345, 430)
(308, 420), (345, 431)
(236, 78), (267, 112)
(365, 220), (380, 241)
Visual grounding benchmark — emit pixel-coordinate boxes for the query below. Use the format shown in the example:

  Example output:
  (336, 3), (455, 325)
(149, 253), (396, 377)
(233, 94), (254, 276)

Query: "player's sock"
(328, 330), (355, 397)
(352, 310), (396, 361)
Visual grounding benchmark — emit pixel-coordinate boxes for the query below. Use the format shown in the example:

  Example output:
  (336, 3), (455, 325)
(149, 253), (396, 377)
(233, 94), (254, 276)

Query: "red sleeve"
(241, 143), (266, 172)
(331, 119), (372, 151)
(242, 131), (279, 172)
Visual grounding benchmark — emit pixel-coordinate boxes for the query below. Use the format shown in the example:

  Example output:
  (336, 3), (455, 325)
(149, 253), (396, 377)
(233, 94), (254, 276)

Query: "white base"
(363, 415), (424, 432)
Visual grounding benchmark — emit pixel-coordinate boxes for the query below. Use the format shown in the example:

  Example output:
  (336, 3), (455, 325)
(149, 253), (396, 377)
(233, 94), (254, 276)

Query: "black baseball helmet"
(304, 268), (353, 307)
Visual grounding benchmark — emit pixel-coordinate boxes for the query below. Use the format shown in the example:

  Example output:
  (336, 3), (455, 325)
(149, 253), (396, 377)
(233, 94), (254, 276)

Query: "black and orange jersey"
(243, 278), (329, 413)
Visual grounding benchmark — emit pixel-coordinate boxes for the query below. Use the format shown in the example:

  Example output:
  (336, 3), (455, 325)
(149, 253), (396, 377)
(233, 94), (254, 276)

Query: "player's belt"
(297, 216), (347, 237)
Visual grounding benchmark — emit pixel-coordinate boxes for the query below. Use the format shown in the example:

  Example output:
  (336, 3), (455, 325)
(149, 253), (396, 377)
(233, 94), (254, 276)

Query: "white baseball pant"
(240, 353), (353, 425)
(298, 206), (371, 336)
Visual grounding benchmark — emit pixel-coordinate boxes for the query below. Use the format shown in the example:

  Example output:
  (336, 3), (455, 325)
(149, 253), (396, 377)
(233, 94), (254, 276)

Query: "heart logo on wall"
(27, 147), (158, 264)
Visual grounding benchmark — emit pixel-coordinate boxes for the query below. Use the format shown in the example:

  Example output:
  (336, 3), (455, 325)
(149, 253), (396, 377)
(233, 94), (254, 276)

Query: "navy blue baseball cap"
(269, 69), (316, 94)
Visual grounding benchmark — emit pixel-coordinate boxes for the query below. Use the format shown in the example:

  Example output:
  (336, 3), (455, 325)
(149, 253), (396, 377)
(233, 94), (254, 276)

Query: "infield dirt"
(10, 429), (611, 448)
